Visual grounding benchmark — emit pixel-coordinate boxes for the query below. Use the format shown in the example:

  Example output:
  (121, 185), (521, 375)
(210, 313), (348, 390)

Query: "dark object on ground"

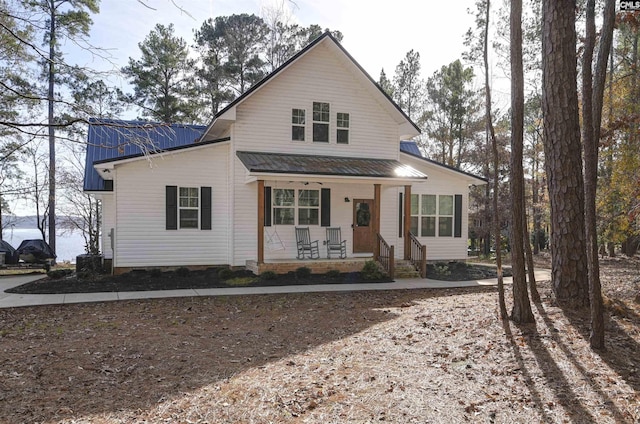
(5, 262), (508, 295)
(16, 239), (56, 263)
(0, 240), (19, 265)
(76, 254), (104, 274)
(6, 267), (391, 294)
(427, 262), (512, 281)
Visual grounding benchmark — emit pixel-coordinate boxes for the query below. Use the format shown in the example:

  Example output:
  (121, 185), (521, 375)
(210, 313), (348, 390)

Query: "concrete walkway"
(0, 270), (551, 309)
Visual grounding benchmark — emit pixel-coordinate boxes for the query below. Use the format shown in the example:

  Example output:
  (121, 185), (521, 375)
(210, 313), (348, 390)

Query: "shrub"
(260, 270), (277, 281)
(295, 266), (312, 279)
(47, 269), (73, 280)
(150, 268), (163, 278)
(175, 267), (190, 277)
(76, 271), (94, 281)
(361, 260), (385, 281)
(326, 269), (341, 279)
(217, 268), (234, 280)
(433, 264), (451, 277)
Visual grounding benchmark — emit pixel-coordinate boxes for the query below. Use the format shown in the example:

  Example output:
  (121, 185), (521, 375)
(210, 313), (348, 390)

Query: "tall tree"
(422, 60), (478, 168)
(582, 0), (615, 349)
(541, 0), (588, 307)
(378, 69), (394, 98)
(28, 0), (100, 256)
(123, 23), (198, 123)
(392, 50), (424, 120)
(510, 0), (535, 323)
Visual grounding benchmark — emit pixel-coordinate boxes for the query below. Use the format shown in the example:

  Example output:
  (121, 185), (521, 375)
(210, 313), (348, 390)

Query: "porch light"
(344, 197), (350, 202)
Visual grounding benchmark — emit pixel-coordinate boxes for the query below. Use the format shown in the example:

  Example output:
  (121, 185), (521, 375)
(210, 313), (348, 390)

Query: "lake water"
(4, 228), (87, 263)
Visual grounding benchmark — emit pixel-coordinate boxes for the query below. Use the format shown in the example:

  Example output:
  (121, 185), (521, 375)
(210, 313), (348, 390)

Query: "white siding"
(99, 194), (115, 259)
(399, 155), (475, 261)
(232, 155), (256, 266)
(113, 144), (230, 268)
(233, 43), (401, 160)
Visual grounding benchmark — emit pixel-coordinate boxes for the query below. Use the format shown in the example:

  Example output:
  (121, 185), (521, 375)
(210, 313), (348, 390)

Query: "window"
(273, 188), (319, 225)
(292, 108), (305, 141)
(313, 102), (330, 142)
(438, 195), (454, 237)
(179, 187), (199, 228)
(298, 189), (319, 225)
(337, 113), (349, 144)
(273, 189), (295, 225)
(410, 194), (453, 237)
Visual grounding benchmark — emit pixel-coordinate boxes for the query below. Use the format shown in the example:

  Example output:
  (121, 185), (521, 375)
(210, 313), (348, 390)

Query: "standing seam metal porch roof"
(236, 151), (428, 179)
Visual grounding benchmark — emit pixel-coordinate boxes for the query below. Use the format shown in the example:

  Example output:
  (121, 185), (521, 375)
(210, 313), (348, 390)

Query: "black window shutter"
(398, 192), (403, 238)
(264, 186), (272, 227)
(201, 187), (212, 230)
(321, 188), (331, 227)
(166, 186), (177, 230)
(454, 194), (463, 238)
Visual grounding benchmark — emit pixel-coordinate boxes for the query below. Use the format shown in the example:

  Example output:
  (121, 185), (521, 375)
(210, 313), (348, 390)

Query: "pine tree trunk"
(47, 2), (56, 256)
(541, 0), (588, 308)
(510, 0), (535, 323)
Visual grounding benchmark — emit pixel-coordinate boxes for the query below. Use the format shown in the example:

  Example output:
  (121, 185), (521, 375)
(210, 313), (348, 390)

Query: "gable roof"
(399, 141), (487, 184)
(202, 32), (421, 141)
(84, 119), (206, 191)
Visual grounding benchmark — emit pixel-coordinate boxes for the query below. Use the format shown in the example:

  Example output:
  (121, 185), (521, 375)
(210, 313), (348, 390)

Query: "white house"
(84, 32), (486, 275)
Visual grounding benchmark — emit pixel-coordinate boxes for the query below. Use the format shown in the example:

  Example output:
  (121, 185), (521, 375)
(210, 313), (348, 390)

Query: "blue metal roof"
(400, 140), (422, 156)
(84, 119), (206, 191)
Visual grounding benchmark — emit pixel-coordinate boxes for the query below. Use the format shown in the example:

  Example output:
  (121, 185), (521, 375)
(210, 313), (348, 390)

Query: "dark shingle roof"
(84, 119), (206, 191)
(236, 151), (427, 179)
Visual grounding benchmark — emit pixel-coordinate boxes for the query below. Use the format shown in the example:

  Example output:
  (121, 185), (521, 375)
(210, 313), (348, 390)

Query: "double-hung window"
(312, 102), (330, 142)
(273, 189), (295, 225)
(292, 108), (305, 141)
(337, 113), (349, 144)
(272, 188), (319, 225)
(179, 187), (199, 228)
(410, 194), (453, 237)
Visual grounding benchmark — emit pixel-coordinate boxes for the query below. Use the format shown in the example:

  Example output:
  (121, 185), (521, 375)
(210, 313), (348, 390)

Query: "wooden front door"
(353, 199), (374, 253)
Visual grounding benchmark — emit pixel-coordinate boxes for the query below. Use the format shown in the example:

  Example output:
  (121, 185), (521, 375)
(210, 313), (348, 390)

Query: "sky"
(76, 0), (482, 95)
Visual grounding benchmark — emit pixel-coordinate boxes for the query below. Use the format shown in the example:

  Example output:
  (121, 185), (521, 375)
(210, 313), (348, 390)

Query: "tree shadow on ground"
(558, 300), (640, 402)
(525, 301), (630, 423)
(0, 287), (490, 422)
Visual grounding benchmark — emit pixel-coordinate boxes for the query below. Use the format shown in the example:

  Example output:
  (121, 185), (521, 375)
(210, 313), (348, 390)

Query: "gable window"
(272, 188), (319, 225)
(410, 194), (452, 237)
(292, 108), (305, 141)
(179, 187), (199, 228)
(312, 102), (330, 142)
(337, 113), (349, 144)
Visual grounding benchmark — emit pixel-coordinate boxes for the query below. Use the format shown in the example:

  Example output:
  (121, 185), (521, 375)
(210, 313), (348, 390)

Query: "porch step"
(393, 260), (421, 279)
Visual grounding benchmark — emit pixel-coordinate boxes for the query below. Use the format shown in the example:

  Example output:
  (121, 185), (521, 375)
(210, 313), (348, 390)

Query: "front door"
(353, 199), (374, 253)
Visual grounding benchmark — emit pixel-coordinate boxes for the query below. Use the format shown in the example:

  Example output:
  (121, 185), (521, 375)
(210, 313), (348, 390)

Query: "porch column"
(373, 183), (381, 259)
(257, 180), (265, 264)
(404, 185), (411, 259)
(373, 184), (381, 234)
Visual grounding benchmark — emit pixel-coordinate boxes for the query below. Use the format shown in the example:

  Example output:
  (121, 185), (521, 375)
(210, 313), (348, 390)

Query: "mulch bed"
(5, 263), (507, 294)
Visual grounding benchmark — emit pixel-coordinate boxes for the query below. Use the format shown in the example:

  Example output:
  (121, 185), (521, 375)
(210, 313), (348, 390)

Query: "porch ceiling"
(237, 151), (428, 181)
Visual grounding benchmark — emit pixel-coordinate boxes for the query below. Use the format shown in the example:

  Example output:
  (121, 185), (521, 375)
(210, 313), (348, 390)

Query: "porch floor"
(246, 256), (373, 275)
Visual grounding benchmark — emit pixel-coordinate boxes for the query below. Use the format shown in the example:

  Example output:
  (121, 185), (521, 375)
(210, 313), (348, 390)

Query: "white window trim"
(411, 194), (454, 237)
(292, 108), (306, 142)
(337, 112), (349, 144)
(312, 101), (330, 143)
(272, 188), (320, 226)
(179, 186), (200, 229)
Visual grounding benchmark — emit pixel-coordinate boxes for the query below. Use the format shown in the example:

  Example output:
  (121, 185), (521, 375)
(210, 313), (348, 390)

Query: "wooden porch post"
(257, 180), (264, 264)
(404, 185), (411, 260)
(373, 184), (381, 259)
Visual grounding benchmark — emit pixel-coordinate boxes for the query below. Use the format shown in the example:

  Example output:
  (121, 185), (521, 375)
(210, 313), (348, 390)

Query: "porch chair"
(295, 227), (320, 259)
(326, 227), (347, 259)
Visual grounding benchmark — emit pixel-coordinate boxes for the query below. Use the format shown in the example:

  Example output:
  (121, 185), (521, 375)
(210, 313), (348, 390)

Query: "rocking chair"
(326, 227), (347, 259)
(295, 227), (320, 259)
